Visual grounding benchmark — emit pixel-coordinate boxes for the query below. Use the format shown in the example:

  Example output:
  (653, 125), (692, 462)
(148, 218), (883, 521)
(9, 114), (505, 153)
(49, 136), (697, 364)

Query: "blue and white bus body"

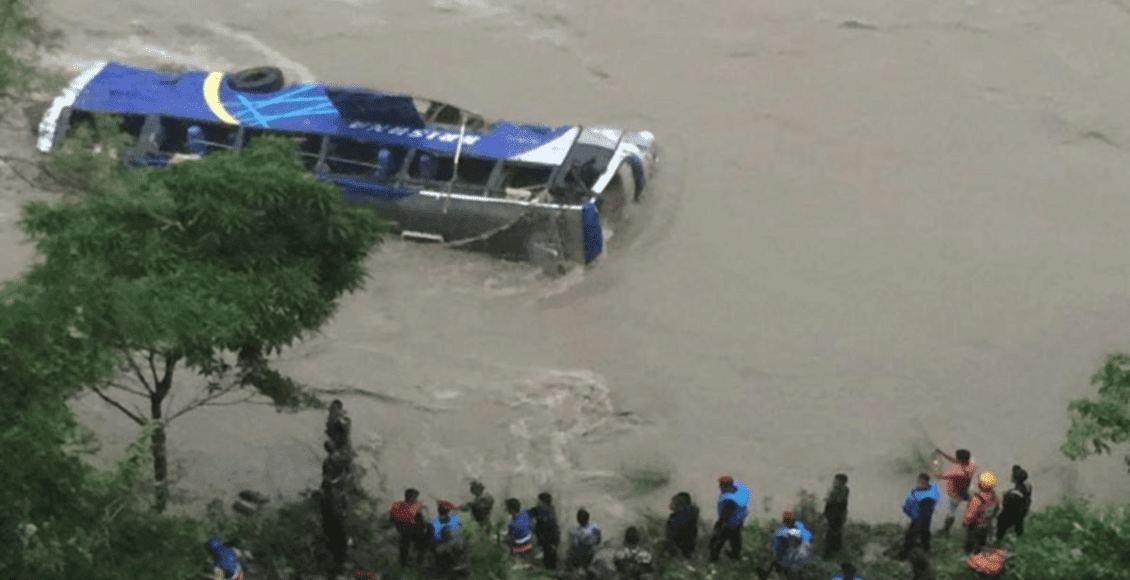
(37, 61), (657, 266)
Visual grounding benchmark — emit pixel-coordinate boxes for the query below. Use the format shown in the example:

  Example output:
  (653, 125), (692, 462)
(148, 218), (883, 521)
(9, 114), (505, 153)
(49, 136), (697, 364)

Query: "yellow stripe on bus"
(203, 72), (239, 125)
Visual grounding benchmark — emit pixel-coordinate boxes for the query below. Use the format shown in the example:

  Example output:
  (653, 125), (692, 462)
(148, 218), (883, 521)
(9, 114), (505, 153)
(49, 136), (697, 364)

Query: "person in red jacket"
(931, 448), (977, 535)
(389, 488), (429, 566)
(962, 472), (1000, 555)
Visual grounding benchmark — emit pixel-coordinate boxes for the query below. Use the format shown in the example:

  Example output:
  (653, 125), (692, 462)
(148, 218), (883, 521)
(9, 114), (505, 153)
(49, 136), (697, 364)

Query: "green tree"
(0, 0), (62, 95)
(22, 133), (387, 511)
(1061, 353), (1130, 473)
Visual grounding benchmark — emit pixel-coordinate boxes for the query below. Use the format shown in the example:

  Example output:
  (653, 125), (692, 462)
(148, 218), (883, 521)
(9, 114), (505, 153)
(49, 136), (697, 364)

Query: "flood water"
(30, 0), (1130, 528)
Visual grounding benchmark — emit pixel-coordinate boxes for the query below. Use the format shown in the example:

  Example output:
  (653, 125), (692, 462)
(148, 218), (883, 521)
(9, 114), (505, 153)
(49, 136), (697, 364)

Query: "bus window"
(407, 151), (454, 182)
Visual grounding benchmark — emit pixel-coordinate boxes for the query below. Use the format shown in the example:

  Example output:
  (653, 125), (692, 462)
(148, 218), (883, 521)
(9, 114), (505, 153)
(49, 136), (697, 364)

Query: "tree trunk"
(149, 353), (177, 513)
(151, 421), (168, 512)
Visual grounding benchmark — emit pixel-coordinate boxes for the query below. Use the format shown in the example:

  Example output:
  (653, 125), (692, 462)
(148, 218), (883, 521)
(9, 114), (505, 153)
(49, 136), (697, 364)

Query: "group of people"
(204, 410), (1033, 580)
(385, 448), (1033, 580)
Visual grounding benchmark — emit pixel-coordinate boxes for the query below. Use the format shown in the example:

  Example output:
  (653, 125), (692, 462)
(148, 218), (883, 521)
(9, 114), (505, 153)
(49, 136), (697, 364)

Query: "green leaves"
(1062, 353), (1130, 469)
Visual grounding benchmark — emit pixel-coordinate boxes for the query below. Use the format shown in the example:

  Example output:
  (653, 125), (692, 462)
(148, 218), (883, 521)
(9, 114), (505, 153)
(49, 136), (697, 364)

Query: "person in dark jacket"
(822, 473), (849, 557)
(528, 492), (561, 570)
(665, 491), (699, 559)
(996, 465), (1032, 541)
(898, 473), (940, 558)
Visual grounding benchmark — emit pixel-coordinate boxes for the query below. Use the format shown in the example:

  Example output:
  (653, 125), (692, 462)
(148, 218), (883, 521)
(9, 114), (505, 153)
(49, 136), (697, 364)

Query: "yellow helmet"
(978, 471), (997, 488)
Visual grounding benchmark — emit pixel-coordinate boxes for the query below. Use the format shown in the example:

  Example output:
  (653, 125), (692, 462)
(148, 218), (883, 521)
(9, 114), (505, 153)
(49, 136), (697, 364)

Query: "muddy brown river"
(17, 0), (1130, 530)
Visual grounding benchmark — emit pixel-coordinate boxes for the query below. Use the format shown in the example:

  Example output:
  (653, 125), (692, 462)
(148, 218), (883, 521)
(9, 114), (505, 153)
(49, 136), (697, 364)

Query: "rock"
(239, 490), (270, 505)
(232, 499), (258, 516)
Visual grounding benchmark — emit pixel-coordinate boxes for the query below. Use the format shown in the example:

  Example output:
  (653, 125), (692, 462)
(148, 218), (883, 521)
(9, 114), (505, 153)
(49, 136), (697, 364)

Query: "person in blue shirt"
(898, 473), (940, 558)
(431, 500), (462, 543)
(205, 536), (244, 580)
(505, 498), (534, 555)
(830, 561), (864, 580)
(708, 475), (751, 561)
(758, 511), (813, 580)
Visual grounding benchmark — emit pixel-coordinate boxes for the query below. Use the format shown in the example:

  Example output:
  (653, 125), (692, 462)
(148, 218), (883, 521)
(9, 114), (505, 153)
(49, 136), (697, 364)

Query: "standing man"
(389, 488), (429, 566)
(899, 473), (940, 558)
(325, 399), (352, 453)
(709, 475), (751, 562)
(822, 473), (849, 558)
(528, 492), (561, 570)
(996, 465), (1032, 541)
(665, 491), (700, 559)
(931, 448), (977, 535)
(565, 508), (603, 574)
(459, 480), (494, 532)
(962, 472), (1000, 554)
(760, 512), (814, 580)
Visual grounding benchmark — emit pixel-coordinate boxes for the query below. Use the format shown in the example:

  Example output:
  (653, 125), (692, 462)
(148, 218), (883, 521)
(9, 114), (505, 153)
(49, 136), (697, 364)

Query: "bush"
(1008, 499), (1130, 580)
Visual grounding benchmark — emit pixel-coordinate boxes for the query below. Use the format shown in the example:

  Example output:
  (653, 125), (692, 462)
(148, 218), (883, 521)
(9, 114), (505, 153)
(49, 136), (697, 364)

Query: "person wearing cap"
(665, 491), (699, 559)
(709, 475), (752, 561)
(389, 488), (429, 566)
(996, 465), (1032, 541)
(528, 492), (561, 570)
(761, 511), (814, 579)
(505, 498), (535, 556)
(961, 471), (1001, 554)
(459, 480), (494, 532)
(931, 448), (977, 535)
(898, 473), (940, 558)
(205, 536), (245, 580)
(431, 500), (463, 543)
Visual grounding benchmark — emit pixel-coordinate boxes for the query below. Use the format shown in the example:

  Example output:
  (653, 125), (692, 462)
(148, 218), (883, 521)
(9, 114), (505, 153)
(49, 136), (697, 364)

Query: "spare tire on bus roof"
(227, 66), (284, 93)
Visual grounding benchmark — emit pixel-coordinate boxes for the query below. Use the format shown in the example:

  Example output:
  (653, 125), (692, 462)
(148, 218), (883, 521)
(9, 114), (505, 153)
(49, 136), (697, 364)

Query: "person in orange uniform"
(390, 488), (429, 566)
(931, 448), (977, 535)
(961, 471), (1000, 554)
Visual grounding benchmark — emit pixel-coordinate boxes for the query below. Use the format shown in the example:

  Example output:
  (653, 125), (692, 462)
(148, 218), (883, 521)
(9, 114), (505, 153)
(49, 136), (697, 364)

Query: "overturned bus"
(37, 62), (658, 268)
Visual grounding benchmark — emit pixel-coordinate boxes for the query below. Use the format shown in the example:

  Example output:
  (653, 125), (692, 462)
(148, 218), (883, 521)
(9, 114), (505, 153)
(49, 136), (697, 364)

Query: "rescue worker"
(759, 511), (814, 580)
(665, 491), (699, 559)
(528, 492), (561, 570)
(505, 498), (535, 556)
(831, 562), (864, 580)
(899, 473), (940, 558)
(459, 480), (494, 532)
(389, 488), (429, 566)
(962, 471), (1000, 555)
(431, 501), (462, 544)
(822, 473), (849, 557)
(205, 536), (245, 580)
(612, 526), (655, 580)
(995, 465), (1032, 541)
(930, 448), (977, 535)
(709, 475), (751, 561)
(565, 508), (602, 574)
(432, 526), (471, 578)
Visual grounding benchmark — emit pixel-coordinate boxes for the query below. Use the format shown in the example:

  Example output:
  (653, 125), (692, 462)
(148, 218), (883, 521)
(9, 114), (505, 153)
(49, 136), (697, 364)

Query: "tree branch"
(126, 355), (153, 395)
(147, 351), (160, 393)
(166, 382), (252, 422)
(107, 380), (149, 399)
(90, 384), (147, 426)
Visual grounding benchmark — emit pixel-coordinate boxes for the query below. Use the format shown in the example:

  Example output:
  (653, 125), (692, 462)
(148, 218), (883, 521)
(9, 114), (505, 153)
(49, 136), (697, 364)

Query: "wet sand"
(12, 0), (1130, 530)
